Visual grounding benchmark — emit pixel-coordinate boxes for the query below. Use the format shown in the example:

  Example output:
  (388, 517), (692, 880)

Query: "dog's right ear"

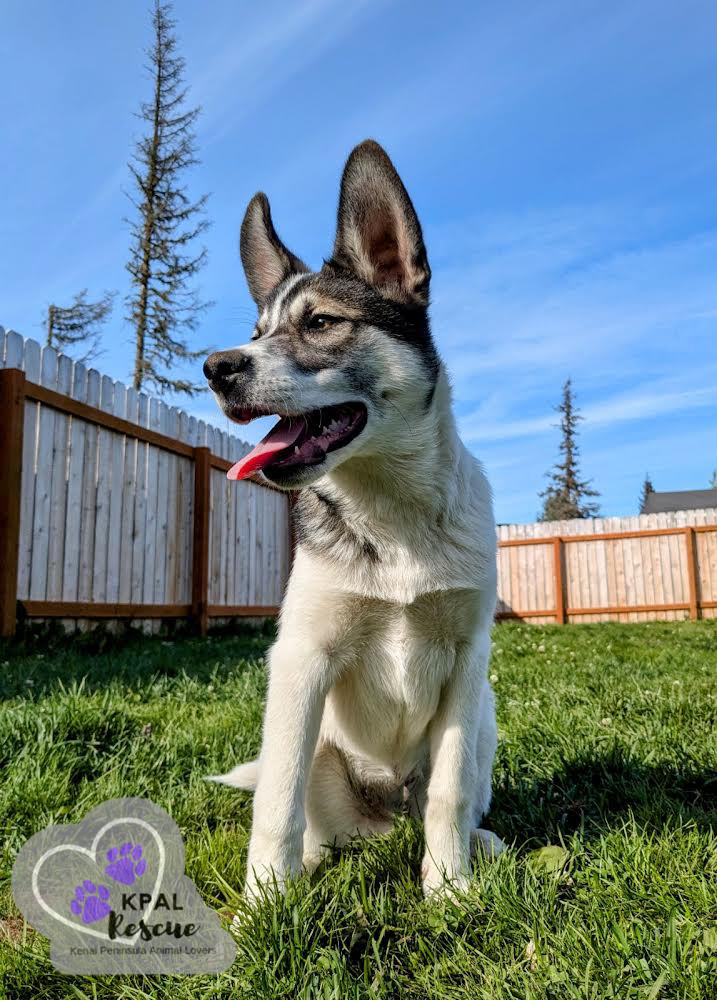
(240, 193), (308, 308)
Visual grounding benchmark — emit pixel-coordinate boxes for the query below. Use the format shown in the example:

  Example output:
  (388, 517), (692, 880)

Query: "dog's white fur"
(207, 141), (504, 898)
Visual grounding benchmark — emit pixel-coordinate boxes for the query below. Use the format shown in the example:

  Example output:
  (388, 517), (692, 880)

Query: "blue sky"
(2, 0), (716, 523)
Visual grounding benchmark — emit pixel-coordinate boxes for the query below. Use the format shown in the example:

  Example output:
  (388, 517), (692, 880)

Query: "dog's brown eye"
(307, 314), (338, 331)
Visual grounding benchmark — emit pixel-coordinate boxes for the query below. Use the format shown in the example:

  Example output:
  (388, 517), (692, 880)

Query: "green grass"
(1, 620), (716, 999)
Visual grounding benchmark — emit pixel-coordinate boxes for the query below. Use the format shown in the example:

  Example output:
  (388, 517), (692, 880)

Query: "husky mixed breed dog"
(205, 140), (504, 898)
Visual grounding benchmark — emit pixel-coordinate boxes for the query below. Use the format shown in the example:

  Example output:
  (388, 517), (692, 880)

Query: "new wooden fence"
(0, 329), (290, 637)
(497, 512), (717, 624)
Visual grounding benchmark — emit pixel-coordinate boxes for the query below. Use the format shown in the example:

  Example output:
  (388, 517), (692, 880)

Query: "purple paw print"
(70, 880), (111, 924)
(104, 842), (146, 886)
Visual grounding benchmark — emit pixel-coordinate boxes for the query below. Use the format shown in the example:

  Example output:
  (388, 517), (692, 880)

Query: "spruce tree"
(44, 289), (115, 363)
(126, 0), (211, 396)
(538, 378), (600, 521)
(639, 474), (655, 514)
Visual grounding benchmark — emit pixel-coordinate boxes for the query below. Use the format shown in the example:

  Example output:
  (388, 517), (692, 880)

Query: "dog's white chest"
(379, 610), (446, 721)
(321, 589), (481, 773)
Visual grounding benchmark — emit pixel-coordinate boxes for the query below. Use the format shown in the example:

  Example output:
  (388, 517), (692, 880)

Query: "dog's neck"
(320, 366), (464, 528)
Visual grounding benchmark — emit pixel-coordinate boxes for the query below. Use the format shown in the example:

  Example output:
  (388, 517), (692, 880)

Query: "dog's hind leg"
(470, 827), (505, 859)
(302, 744), (394, 872)
(470, 679), (505, 859)
(473, 679), (497, 822)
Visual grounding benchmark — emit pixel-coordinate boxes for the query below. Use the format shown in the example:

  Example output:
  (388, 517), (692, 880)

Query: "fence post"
(0, 368), (25, 638)
(553, 536), (566, 624)
(685, 526), (700, 620)
(192, 446), (211, 635)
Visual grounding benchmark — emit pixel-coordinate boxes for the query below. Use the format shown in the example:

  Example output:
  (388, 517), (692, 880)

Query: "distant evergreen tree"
(538, 378), (600, 521)
(44, 289), (115, 363)
(126, 0), (211, 396)
(710, 470), (717, 489)
(639, 474), (655, 514)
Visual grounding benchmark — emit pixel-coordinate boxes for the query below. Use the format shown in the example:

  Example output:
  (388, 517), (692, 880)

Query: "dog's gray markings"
(294, 487), (380, 563)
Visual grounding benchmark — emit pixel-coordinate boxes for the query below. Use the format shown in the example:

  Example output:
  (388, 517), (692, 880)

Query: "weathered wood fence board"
(0, 329), (289, 635)
(2, 328), (716, 634)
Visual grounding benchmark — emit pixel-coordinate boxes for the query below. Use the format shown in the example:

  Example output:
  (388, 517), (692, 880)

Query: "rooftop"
(643, 488), (717, 514)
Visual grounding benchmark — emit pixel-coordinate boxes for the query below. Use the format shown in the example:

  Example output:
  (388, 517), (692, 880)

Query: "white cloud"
(461, 378), (717, 444)
(435, 223), (717, 384)
(582, 384), (717, 427)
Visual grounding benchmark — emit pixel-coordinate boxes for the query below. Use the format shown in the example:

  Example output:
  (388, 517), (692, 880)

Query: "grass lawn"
(1, 619), (716, 999)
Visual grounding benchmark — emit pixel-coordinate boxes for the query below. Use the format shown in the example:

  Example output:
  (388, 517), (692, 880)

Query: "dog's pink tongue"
(227, 417), (304, 480)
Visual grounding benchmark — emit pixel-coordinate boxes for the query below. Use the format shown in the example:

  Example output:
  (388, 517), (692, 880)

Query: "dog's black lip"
(227, 403), (283, 425)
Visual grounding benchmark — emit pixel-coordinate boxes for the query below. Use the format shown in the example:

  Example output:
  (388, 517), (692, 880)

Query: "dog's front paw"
(243, 865), (285, 904)
(244, 830), (303, 903)
(421, 856), (470, 900)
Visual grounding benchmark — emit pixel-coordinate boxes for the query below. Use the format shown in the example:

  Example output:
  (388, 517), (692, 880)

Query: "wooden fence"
(497, 512), (717, 624)
(0, 329), (290, 637)
(3, 329), (716, 636)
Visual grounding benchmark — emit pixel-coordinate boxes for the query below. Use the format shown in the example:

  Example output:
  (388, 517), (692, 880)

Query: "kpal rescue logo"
(11, 797), (236, 973)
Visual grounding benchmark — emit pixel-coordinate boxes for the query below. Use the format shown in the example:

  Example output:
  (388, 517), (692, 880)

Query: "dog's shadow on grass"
(0, 624), (276, 699)
(488, 748), (717, 848)
(267, 750), (716, 892)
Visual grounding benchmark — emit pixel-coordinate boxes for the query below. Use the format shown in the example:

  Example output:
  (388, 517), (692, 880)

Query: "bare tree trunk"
(47, 304), (55, 349)
(132, 23), (163, 393)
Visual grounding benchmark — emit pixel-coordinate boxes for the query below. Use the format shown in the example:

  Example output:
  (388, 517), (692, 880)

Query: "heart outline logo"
(32, 817), (165, 946)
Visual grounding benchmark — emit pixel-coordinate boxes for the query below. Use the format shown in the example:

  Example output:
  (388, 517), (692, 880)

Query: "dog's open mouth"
(226, 402), (368, 481)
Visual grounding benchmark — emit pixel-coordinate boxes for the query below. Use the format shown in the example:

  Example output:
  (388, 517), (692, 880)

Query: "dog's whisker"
(383, 397), (411, 432)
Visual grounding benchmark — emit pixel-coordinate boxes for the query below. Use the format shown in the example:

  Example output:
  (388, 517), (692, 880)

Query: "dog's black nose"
(203, 350), (252, 384)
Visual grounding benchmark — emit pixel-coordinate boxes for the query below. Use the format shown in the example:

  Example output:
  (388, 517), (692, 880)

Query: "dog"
(204, 139), (503, 898)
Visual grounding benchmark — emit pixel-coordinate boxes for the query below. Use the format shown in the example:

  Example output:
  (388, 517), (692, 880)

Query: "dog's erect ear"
(331, 140), (430, 305)
(240, 193), (308, 308)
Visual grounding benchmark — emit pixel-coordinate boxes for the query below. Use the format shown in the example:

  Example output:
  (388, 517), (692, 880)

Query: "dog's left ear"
(331, 140), (430, 306)
(240, 193), (308, 308)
